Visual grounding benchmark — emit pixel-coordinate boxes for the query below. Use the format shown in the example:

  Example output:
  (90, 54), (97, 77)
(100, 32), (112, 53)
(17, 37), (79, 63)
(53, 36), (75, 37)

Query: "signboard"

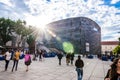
(86, 43), (89, 52)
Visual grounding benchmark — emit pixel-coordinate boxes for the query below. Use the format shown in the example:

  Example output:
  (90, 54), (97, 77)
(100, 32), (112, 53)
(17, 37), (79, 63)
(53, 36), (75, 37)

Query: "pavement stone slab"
(0, 56), (112, 80)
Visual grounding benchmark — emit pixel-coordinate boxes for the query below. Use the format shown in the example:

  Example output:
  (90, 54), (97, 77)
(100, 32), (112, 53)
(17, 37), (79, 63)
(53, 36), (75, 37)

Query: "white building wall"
(101, 45), (118, 54)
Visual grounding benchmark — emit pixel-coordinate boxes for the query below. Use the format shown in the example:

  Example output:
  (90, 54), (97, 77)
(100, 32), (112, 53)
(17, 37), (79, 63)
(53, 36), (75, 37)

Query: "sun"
(25, 15), (51, 30)
(25, 15), (54, 41)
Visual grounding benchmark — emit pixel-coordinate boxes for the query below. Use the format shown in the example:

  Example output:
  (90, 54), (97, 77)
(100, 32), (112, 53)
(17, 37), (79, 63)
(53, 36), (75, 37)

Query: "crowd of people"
(56, 53), (75, 66)
(0, 48), (32, 72)
(32, 49), (45, 61)
(1, 47), (120, 80)
(56, 52), (84, 80)
(2, 48), (50, 72)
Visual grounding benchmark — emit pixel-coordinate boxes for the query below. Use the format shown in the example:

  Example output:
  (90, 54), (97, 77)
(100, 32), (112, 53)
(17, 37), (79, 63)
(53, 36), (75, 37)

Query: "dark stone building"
(45, 17), (101, 55)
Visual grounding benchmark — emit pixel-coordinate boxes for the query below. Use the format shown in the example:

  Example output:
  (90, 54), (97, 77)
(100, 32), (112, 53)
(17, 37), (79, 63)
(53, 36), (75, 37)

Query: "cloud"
(0, 0), (120, 41)
(103, 32), (120, 41)
(22, 0), (120, 41)
(0, 0), (13, 7)
(111, 0), (120, 4)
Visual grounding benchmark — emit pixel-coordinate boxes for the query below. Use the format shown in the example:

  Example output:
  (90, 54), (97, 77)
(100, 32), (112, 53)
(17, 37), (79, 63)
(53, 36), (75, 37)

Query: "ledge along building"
(45, 17), (101, 55)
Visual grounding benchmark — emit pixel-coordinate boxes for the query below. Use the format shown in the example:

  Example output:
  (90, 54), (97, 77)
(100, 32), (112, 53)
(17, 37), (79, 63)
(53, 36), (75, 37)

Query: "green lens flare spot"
(62, 42), (74, 53)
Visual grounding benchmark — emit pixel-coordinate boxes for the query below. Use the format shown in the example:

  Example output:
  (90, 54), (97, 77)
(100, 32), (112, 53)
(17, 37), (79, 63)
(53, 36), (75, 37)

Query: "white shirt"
(5, 51), (11, 60)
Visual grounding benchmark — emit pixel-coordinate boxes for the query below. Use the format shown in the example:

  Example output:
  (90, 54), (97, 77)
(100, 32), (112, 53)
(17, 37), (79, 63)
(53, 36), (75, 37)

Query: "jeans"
(5, 60), (10, 71)
(76, 68), (83, 80)
(12, 60), (19, 71)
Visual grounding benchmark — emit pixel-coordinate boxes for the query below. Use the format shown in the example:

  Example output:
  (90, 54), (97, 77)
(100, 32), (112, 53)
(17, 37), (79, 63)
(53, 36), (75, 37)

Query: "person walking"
(38, 49), (43, 61)
(104, 58), (120, 80)
(11, 49), (20, 72)
(57, 52), (63, 65)
(24, 50), (31, 72)
(75, 55), (84, 80)
(4, 49), (12, 71)
(66, 53), (71, 65)
(70, 53), (74, 65)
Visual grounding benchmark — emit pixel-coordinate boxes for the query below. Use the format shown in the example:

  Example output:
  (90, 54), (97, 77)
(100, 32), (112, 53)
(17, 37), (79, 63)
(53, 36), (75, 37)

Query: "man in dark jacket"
(57, 53), (63, 65)
(75, 55), (84, 80)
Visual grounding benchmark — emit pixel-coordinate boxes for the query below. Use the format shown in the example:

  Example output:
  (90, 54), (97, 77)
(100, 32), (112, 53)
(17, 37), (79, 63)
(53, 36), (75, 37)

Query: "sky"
(0, 0), (120, 41)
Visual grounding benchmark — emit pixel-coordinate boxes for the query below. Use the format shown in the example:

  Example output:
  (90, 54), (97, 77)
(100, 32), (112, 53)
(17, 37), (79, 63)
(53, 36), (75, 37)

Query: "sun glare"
(47, 29), (56, 37)
(26, 15), (51, 30)
(36, 16), (50, 30)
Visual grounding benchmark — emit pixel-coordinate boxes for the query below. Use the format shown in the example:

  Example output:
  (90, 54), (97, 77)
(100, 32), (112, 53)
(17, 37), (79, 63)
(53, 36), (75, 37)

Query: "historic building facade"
(45, 17), (101, 54)
(101, 41), (119, 54)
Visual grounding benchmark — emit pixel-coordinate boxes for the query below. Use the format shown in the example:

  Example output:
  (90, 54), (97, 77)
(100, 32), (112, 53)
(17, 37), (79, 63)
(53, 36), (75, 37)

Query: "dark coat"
(57, 54), (63, 59)
(70, 54), (74, 60)
(75, 59), (84, 68)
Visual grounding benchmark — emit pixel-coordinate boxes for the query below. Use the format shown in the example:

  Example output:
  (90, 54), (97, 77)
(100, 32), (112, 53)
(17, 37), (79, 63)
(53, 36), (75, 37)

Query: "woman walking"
(24, 50), (31, 72)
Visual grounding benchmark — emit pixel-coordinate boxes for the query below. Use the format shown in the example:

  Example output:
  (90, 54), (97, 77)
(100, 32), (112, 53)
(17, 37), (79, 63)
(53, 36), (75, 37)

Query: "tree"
(0, 17), (39, 51)
(0, 17), (16, 46)
(113, 45), (120, 55)
(14, 19), (28, 47)
(26, 26), (36, 47)
(113, 38), (120, 55)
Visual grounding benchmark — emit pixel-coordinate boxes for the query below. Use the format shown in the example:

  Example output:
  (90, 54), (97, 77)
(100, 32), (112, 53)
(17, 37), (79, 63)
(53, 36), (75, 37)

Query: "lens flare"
(62, 42), (74, 54)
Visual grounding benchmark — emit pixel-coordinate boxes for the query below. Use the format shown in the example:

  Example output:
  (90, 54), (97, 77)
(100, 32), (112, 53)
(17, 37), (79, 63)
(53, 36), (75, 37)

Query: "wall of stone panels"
(46, 17), (101, 54)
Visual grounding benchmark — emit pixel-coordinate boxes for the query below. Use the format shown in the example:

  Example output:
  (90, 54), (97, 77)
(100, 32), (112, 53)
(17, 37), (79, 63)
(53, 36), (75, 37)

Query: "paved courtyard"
(0, 56), (112, 80)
